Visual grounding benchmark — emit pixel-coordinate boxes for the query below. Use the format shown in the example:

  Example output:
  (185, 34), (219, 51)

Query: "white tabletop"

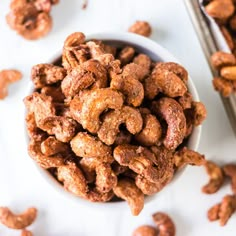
(0, 0), (236, 235)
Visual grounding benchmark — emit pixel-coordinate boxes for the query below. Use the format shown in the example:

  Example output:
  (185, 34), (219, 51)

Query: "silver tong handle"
(184, 0), (236, 137)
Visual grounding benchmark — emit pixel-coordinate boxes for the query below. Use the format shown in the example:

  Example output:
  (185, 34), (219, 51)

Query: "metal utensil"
(184, 0), (236, 136)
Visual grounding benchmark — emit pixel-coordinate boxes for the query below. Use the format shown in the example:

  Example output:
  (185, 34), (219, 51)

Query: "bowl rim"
(25, 31), (202, 209)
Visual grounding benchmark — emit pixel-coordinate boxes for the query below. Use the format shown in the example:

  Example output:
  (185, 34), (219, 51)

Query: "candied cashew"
(0, 69), (22, 99)
(205, 0), (235, 21)
(128, 21), (152, 37)
(220, 66), (236, 80)
(21, 229), (33, 236)
(0, 207), (37, 229)
(132, 225), (158, 236)
(212, 77), (233, 97)
(190, 102), (207, 126)
(202, 161), (224, 194)
(24, 92), (56, 126)
(39, 116), (77, 142)
(61, 60), (107, 98)
(41, 136), (68, 156)
(114, 130), (132, 145)
(135, 109), (162, 146)
(174, 147), (206, 169)
(208, 195), (236, 226)
(6, 4), (52, 40)
(28, 140), (64, 168)
(41, 85), (65, 103)
(152, 212), (176, 236)
(58, 162), (88, 198)
(110, 73), (144, 107)
(95, 163), (117, 193)
(113, 178), (144, 216)
(145, 63), (187, 99)
(223, 164), (236, 194)
(98, 106), (143, 145)
(114, 144), (165, 183)
(177, 92), (193, 110)
(31, 64), (66, 88)
(86, 189), (114, 202)
(151, 97), (186, 150)
(211, 51), (236, 69)
(70, 132), (112, 160)
(118, 46), (135, 65)
(78, 88), (124, 133)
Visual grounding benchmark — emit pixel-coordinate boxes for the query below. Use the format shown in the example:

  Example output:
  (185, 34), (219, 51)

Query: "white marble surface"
(0, 0), (236, 235)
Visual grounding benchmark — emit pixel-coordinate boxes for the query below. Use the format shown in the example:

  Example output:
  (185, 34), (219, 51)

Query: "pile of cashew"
(6, 0), (59, 40)
(133, 211), (176, 236)
(24, 31), (206, 215)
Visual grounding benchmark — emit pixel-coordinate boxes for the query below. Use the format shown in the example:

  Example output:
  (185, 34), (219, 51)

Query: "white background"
(0, 0), (236, 235)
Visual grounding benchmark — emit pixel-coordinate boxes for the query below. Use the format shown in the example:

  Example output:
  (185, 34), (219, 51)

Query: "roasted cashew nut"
(174, 147), (206, 169)
(202, 161), (224, 194)
(28, 140), (65, 169)
(98, 106), (143, 145)
(110, 73), (144, 107)
(145, 63), (187, 99)
(152, 212), (176, 236)
(152, 97), (186, 150)
(61, 60), (107, 98)
(135, 108), (162, 146)
(58, 162), (88, 198)
(70, 132), (112, 160)
(113, 178), (144, 216)
(31, 64), (66, 89)
(0, 207), (37, 229)
(78, 88), (124, 133)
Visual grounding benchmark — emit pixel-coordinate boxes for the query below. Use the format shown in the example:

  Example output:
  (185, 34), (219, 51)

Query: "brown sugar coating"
(24, 32), (206, 214)
(128, 21), (152, 37)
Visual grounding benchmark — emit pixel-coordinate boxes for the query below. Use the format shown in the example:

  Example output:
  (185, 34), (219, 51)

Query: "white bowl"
(25, 32), (201, 210)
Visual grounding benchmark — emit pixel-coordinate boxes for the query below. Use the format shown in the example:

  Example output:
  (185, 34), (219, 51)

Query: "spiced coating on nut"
(86, 189), (114, 202)
(24, 92), (56, 126)
(114, 144), (171, 183)
(145, 64), (187, 99)
(28, 140), (65, 168)
(98, 106), (143, 145)
(191, 102), (207, 126)
(61, 60), (107, 98)
(118, 46), (135, 65)
(177, 92), (193, 110)
(70, 132), (112, 161)
(41, 136), (68, 156)
(113, 178), (144, 216)
(152, 98), (186, 150)
(78, 88), (124, 133)
(31, 64), (66, 89)
(0, 207), (37, 229)
(205, 0), (235, 22)
(135, 109), (162, 146)
(58, 162), (88, 198)
(128, 21), (152, 37)
(95, 163), (117, 193)
(223, 164), (236, 194)
(41, 85), (65, 103)
(209, 195), (236, 226)
(212, 77), (233, 97)
(6, 3), (52, 40)
(0, 69), (22, 99)
(114, 130), (132, 146)
(174, 147), (206, 169)
(220, 65), (236, 80)
(152, 212), (176, 236)
(63, 32), (85, 49)
(202, 161), (224, 194)
(132, 225), (158, 236)
(39, 116), (77, 142)
(211, 51), (236, 69)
